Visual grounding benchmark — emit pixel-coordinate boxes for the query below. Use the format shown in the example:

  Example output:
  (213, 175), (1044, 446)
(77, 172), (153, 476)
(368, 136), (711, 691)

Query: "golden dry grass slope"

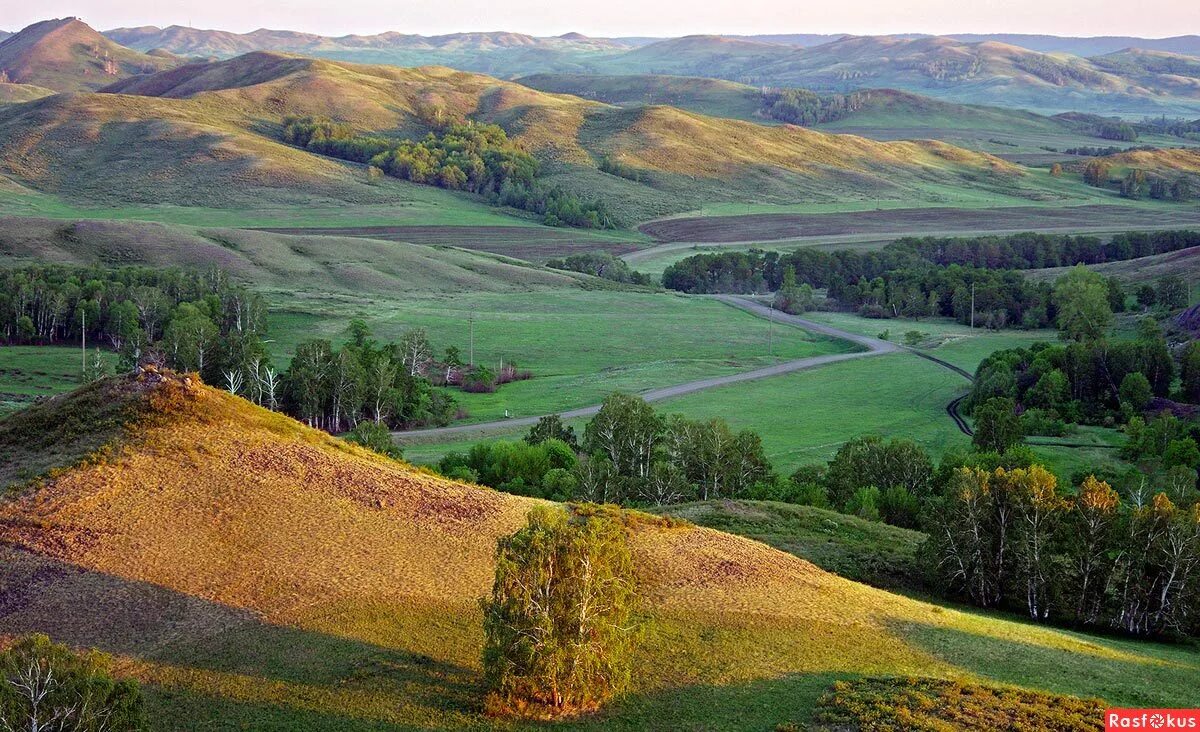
(0, 46), (1038, 220)
(0, 371), (1197, 729)
(0, 18), (178, 93)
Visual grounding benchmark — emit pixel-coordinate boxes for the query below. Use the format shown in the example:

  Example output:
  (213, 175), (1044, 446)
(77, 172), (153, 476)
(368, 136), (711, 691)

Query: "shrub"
(845, 486), (882, 521)
(0, 634), (147, 731)
(344, 421), (404, 460)
(481, 506), (636, 716)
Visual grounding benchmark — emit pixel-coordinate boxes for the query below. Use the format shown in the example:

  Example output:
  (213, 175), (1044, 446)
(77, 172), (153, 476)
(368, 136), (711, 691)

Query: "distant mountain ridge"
(104, 24), (640, 58)
(90, 24), (1200, 115)
(103, 24), (1200, 59)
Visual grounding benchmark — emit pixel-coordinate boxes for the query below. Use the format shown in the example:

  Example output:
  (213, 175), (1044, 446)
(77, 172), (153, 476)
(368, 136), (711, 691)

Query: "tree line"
(896, 230), (1200, 270)
(281, 116), (615, 229)
(0, 265), (531, 435)
(662, 249), (1055, 328)
(0, 264), (268, 379)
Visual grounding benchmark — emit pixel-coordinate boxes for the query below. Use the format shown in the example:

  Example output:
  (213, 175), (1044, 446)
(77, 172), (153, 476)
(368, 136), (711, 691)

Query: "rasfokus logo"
(1107, 710), (1200, 730)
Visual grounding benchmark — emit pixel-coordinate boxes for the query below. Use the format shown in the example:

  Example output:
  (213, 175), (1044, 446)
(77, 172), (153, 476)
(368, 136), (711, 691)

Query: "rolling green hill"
(0, 217), (590, 294)
(0, 18), (178, 92)
(518, 72), (765, 120)
(0, 371), (1195, 730)
(0, 49), (1067, 225)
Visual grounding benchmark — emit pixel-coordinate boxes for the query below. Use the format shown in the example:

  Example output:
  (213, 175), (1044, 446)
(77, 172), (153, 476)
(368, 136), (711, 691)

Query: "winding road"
(393, 296), (899, 441)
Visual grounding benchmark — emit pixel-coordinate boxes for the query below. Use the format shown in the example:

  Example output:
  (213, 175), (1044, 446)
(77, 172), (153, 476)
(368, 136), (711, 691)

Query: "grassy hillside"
(0, 217), (589, 293)
(0, 50), (1094, 225)
(661, 500), (928, 592)
(518, 73), (766, 121)
(0, 81), (54, 104)
(1095, 146), (1200, 180)
(0, 371), (1196, 729)
(0, 18), (177, 92)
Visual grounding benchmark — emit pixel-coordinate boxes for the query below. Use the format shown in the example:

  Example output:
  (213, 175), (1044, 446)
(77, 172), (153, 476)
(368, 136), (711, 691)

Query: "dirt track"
(253, 225), (642, 261)
(394, 297), (898, 441)
(638, 205), (1200, 243)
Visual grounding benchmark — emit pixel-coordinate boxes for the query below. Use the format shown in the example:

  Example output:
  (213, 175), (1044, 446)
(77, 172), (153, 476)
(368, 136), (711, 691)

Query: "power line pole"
(81, 309), (86, 376)
(767, 311), (774, 358)
(468, 312), (475, 366)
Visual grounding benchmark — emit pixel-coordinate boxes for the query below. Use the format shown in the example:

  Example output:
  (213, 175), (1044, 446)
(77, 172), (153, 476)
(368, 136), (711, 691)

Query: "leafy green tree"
(1164, 438), (1200, 470)
(1136, 284), (1157, 308)
(1026, 369), (1069, 412)
(584, 394), (661, 482)
(973, 397), (1024, 454)
(525, 414), (578, 450)
(824, 436), (933, 509)
(1053, 265), (1113, 342)
(0, 634), (147, 731)
(845, 486), (882, 521)
(1157, 275), (1189, 310)
(1119, 372), (1153, 412)
(481, 506), (636, 715)
(1181, 342), (1200, 403)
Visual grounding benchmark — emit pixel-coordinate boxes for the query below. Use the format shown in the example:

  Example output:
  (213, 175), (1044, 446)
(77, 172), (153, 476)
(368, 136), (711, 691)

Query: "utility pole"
(767, 311), (774, 358)
(81, 309), (86, 376)
(970, 282), (976, 329)
(468, 311), (475, 366)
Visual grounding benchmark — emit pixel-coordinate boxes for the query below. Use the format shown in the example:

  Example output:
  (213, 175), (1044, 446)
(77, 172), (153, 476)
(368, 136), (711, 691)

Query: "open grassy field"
(0, 346), (119, 416)
(1, 373), (1196, 730)
(268, 289), (854, 423)
(398, 311), (1124, 481)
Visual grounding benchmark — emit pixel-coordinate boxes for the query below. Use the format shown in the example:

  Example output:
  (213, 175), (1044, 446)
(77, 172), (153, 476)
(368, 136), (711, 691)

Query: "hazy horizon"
(3, 0), (1198, 40)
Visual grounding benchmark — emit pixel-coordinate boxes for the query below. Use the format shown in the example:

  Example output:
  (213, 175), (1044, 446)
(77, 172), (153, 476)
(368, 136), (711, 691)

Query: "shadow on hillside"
(888, 616), (1200, 708)
(0, 547), (482, 723)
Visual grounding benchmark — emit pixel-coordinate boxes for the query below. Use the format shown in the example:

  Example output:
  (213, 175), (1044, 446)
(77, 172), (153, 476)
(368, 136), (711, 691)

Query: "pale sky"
(3, 0), (1197, 38)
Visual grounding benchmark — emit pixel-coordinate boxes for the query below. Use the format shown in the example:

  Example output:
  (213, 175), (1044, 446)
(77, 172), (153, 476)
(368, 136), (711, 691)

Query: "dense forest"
(759, 88), (880, 126)
(281, 117), (615, 228)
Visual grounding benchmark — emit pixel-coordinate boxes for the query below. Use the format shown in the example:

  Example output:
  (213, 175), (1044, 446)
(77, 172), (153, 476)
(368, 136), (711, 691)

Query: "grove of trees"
(926, 467), (1200, 636)
(282, 116), (615, 228)
(439, 393), (771, 505)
